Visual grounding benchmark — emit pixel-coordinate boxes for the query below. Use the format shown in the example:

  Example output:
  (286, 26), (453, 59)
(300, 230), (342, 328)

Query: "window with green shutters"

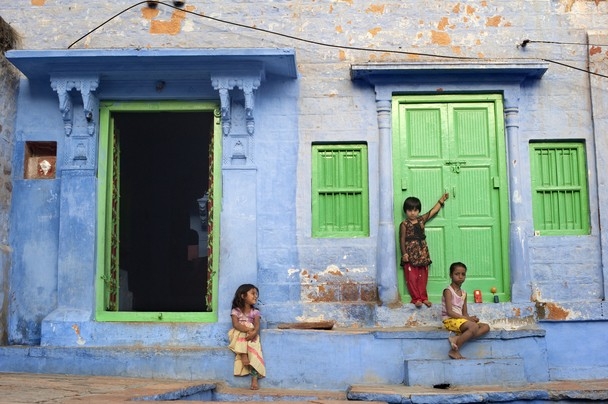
(529, 141), (590, 235)
(312, 143), (369, 237)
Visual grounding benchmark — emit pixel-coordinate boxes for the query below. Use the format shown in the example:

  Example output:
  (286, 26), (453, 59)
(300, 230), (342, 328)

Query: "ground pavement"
(1, 372), (608, 403)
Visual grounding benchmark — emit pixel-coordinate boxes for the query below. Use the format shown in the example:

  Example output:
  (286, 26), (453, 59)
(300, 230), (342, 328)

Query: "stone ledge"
(264, 325), (546, 340)
(372, 327), (545, 340)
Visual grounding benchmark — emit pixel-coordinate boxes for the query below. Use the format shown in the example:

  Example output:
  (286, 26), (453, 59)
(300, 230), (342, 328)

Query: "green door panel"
(392, 94), (510, 303)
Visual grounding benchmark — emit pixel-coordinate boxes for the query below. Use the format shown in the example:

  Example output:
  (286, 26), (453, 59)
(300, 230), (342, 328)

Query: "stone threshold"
(348, 380), (608, 403)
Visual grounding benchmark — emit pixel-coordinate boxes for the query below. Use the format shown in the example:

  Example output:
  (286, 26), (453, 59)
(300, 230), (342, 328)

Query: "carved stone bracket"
(50, 76), (100, 136)
(211, 72), (263, 137)
(50, 76), (99, 170)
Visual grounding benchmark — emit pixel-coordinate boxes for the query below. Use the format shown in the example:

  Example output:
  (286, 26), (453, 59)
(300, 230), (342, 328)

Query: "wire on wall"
(67, 1), (608, 79)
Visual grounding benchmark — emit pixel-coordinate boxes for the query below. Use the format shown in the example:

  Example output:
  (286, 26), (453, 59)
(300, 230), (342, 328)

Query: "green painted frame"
(529, 141), (590, 236)
(311, 143), (370, 238)
(96, 100), (221, 322)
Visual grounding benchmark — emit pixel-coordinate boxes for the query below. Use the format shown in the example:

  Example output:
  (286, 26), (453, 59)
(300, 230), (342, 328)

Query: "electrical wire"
(521, 39), (608, 47)
(67, 1), (608, 79)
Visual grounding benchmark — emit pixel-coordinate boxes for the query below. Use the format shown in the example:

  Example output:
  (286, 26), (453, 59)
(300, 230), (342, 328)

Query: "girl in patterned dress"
(228, 284), (266, 389)
(399, 193), (449, 307)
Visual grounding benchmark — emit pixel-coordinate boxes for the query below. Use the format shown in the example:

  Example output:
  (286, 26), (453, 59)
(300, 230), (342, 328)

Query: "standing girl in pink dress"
(399, 193), (449, 307)
(228, 284), (266, 390)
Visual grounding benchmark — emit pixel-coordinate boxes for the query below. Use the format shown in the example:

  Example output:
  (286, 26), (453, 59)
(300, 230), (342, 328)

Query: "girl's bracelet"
(438, 200), (444, 206)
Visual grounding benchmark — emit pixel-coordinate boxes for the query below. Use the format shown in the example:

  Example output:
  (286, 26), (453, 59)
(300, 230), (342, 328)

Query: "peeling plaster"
(490, 315), (536, 330)
(531, 286), (542, 302)
(512, 189), (522, 204)
(365, 4), (385, 14)
(71, 324), (86, 345)
(296, 314), (327, 323)
(431, 30), (452, 45)
(147, 5), (196, 35)
(367, 27), (382, 38)
(485, 15), (503, 27)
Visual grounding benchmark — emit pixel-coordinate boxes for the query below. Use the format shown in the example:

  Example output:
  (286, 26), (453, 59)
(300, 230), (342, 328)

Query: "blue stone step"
(404, 357), (526, 386)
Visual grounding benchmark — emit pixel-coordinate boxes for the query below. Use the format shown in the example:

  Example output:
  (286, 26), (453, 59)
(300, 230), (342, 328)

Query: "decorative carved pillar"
(375, 96), (399, 305)
(504, 104), (531, 302)
(211, 71), (264, 302)
(43, 75), (100, 329)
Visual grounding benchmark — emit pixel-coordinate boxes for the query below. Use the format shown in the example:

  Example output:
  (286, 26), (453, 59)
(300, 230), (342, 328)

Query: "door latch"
(445, 160), (467, 173)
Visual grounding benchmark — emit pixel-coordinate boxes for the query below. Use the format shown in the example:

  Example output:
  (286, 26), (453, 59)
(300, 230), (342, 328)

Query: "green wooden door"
(392, 94), (510, 303)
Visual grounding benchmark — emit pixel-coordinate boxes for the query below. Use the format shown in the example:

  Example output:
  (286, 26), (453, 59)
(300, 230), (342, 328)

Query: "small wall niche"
(25, 141), (57, 179)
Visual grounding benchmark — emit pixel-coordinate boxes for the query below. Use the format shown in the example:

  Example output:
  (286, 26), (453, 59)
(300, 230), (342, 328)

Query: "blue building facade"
(0, 0), (607, 390)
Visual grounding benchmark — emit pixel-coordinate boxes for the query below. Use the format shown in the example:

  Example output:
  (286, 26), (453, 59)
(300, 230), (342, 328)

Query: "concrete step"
(347, 381), (608, 403)
(405, 357), (525, 386)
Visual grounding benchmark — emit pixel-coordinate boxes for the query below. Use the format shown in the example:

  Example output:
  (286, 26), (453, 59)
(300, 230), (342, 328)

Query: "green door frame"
(95, 100), (221, 322)
(392, 93), (510, 302)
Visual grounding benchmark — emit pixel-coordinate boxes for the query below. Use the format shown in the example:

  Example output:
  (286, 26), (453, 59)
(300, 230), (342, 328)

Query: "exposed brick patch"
(590, 45), (602, 56)
(359, 284), (378, 302)
(536, 302), (570, 320)
(301, 266), (377, 303)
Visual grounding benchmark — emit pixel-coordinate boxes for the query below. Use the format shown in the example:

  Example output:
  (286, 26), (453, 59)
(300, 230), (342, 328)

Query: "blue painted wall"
(0, 0), (607, 388)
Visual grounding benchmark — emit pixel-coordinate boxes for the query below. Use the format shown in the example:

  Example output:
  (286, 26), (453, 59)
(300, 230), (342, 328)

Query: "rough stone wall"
(0, 16), (20, 345)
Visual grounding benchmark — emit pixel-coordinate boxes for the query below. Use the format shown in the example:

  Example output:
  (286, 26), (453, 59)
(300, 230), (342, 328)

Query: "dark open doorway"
(113, 111), (213, 312)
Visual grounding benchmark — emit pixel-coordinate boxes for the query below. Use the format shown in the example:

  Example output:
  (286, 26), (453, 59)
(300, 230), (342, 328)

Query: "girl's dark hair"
(403, 197), (422, 213)
(231, 283), (259, 310)
(449, 262), (467, 275)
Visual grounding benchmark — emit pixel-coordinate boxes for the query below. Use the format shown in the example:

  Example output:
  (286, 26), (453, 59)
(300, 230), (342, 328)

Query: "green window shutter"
(529, 142), (590, 235)
(312, 143), (369, 237)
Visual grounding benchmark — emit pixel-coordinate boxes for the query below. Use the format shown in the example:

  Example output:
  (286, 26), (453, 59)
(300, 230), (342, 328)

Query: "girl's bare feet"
(240, 353), (250, 366)
(423, 300), (432, 307)
(448, 349), (464, 359)
(250, 375), (259, 390)
(414, 301), (423, 308)
(448, 335), (458, 351)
